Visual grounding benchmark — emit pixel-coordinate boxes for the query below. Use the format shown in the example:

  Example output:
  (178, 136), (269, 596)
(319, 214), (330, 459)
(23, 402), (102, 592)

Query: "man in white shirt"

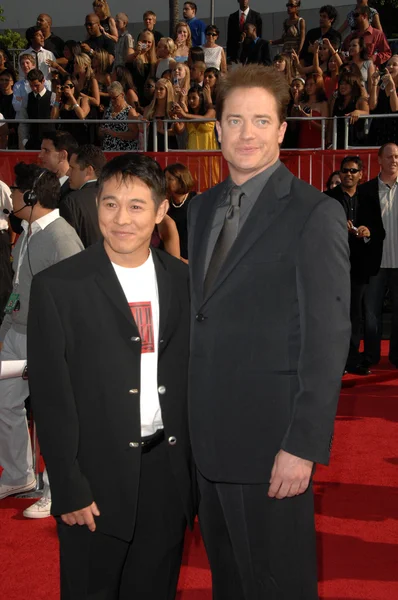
(27, 154), (195, 599)
(113, 12), (134, 68)
(39, 131), (78, 201)
(18, 26), (55, 81)
(0, 164), (83, 518)
(362, 142), (398, 367)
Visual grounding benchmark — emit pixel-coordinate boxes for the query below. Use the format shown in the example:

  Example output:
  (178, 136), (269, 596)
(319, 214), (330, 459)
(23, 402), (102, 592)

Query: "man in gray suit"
(188, 64), (351, 599)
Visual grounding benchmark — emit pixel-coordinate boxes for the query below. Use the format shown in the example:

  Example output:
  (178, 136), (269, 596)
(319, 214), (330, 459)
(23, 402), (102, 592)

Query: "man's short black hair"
(355, 5), (371, 19)
(14, 163), (60, 209)
(97, 154), (166, 209)
(27, 68), (45, 83)
(73, 144), (107, 178)
(25, 25), (42, 44)
(319, 5), (338, 25)
(42, 131), (78, 161)
(340, 155), (363, 171)
(184, 2), (198, 13)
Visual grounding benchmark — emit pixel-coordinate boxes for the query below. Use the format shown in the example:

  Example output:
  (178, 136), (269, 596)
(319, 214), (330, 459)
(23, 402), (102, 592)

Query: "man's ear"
(155, 198), (170, 224)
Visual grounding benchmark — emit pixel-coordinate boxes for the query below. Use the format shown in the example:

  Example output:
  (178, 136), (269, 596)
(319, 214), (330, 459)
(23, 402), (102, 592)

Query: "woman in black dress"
(164, 163), (196, 261)
(329, 71), (369, 148)
(369, 55), (398, 146)
(92, 0), (118, 42)
(51, 75), (91, 145)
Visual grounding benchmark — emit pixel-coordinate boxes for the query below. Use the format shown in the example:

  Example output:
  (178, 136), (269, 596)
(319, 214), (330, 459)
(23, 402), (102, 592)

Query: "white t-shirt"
(112, 252), (162, 436)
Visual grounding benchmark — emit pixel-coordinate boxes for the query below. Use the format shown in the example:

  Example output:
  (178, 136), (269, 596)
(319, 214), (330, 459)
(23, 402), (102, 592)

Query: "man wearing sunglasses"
(81, 13), (115, 58)
(342, 5), (391, 67)
(326, 155), (385, 375)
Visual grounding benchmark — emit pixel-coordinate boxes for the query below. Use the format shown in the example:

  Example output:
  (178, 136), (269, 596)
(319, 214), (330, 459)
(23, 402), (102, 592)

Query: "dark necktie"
(239, 12), (246, 31)
(204, 186), (243, 296)
(32, 50), (39, 66)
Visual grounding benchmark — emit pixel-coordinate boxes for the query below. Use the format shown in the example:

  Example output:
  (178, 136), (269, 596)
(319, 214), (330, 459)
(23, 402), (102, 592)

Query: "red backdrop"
(0, 149), (381, 192)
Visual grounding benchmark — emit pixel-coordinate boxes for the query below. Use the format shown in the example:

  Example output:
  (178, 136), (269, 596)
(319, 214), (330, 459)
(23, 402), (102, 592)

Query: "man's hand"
(81, 43), (91, 54)
(357, 225), (370, 238)
(268, 450), (313, 499)
(61, 501), (100, 531)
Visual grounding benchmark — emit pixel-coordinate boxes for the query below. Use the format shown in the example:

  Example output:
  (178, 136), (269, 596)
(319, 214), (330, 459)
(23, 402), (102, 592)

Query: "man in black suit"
(226, 0), (262, 63)
(27, 154), (195, 599)
(238, 22), (271, 65)
(326, 156), (385, 375)
(39, 131), (78, 202)
(61, 144), (106, 247)
(21, 69), (55, 150)
(188, 64), (350, 599)
(362, 143), (398, 368)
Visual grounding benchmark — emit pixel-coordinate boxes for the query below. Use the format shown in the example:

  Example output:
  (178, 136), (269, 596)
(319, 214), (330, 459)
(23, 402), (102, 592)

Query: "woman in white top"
(201, 25), (226, 74)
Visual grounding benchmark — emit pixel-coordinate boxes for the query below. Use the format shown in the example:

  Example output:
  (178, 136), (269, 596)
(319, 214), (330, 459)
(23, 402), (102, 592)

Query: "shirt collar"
(21, 209), (60, 233)
(220, 159), (281, 205)
(378, 173), (398, 189)
(240, 7), (250, 16)
(59, 175), (69, 186)
(80, 179), (97, 189)
(187, 16), (197, 24)
(34, 87), (47, 98)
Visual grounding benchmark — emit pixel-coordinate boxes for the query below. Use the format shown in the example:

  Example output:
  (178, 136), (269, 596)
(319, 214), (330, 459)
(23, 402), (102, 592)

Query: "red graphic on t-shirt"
(129, 302), (154, 353)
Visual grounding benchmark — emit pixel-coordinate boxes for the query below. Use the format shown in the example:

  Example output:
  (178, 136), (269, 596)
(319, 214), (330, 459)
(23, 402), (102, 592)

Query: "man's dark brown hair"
(215, 65), (290, 124)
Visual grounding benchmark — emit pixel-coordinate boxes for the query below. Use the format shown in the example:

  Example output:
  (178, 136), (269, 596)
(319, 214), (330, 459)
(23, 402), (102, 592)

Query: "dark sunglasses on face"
(62, 84), (74, 89)
(206, 32), (217, 36)
(286, 3), (296, 6)
(341, 167), (360, 174)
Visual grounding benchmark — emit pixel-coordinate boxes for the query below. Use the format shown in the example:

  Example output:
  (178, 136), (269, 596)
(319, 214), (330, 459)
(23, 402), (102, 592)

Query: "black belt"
(140, 429), (165, 454)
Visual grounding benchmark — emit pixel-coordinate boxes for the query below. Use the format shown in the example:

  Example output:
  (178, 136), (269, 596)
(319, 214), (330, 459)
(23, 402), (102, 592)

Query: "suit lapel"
(202, 165), (294, 304)
(152, 249), (178, 351)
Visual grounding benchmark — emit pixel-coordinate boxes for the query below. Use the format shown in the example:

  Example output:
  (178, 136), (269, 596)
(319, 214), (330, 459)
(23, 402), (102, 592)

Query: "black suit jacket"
(60, 181), (101, 248)
(60, 178), (71, 202)
(326, 182), (385, 282)
(238, 37), (271, 65)
(188, 163), (351, 484)
(227, 8), (262, 62)
(27, 244), (195, 541)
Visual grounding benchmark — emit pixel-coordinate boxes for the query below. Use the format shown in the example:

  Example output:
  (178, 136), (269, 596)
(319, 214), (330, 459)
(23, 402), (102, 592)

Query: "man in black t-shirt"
(299, 5), (341, 67)
(36, 14), (64, 58)
(81, 14), (115, 57)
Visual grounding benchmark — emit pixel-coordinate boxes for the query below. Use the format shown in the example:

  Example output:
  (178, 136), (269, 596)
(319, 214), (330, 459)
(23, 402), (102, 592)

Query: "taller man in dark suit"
(28, 154), (195, 599)
(188, 65), (351, 599)
(226, 0), (262, 63)
(326, 156), (385, 374)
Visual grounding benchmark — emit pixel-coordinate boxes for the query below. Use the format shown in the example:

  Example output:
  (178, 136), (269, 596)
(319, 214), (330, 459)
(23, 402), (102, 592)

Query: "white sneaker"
(0, 480), (36, 500)
(23, 497), (52, 519)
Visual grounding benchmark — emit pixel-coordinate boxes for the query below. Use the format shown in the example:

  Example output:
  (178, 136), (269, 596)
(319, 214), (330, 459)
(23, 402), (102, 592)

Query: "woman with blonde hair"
(92, 49), (112, 114)
(172, 63), (190, 104)
(156, 38), (177, 79)
(92, 0), (118, 42)
(173, 21), (192, 63)
(127, 30), (157, 105)
(99, 80), (139, 150)
(73, 53), (100, 108)
(144, 78), (178, 150)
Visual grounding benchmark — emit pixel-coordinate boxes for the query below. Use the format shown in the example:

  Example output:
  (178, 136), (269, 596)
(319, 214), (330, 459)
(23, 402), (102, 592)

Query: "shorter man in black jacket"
(61, 144), (106, 247)
(238, 22), (271, 65)
(21, 69), (55, 150)
(28, 154), (195, 599)
(326, 155), (385, 374)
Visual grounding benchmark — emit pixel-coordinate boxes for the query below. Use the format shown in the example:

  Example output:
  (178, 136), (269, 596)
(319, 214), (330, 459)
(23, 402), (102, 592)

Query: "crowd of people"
(0, 0), (396, 151)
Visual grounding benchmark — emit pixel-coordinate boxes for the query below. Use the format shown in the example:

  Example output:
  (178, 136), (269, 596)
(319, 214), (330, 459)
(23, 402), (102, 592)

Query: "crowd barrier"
(0, 148), (382, 192)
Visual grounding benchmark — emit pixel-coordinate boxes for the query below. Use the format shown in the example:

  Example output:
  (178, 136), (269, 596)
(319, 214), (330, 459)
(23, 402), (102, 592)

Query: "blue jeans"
(363, 268), (398, 365)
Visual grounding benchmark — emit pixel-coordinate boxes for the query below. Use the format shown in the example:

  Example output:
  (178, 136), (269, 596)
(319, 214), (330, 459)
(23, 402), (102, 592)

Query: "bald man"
(81, 13), (115, 57)
(36, 14), (64, 58)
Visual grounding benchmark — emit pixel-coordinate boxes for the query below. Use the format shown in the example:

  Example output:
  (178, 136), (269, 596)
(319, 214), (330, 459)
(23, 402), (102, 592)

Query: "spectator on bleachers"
(38, 130), (79, 201)
(92, 0), (118, 43)
(47, 41), (82, 77)
(190, 61), (206, 86)
(325, 170), (341, 190)
(174, 21), (192, 63)
(172, 84), (217, 150)
(226, 0), (262, 64)
(172, 63), (191, 104)
(81, 13), (115, 58)
(143, 10), (164, 45)
(110, 65), (139, 110)
(165, 162), (196, 261)
(270, 0), (305, 55)
(285, 76), (305, 147)
(184, 2), (207, 47)
(36, 14), (65, 58)
(126, 30), (157, 106)
(188, 46), (205, 68)
(311, 44), (341, 98)
(202, 25), (227, 73)
(203, 67), (220, 106)
(338, 0), (382, 36)
(92, 49), (112, 116)
(342, 6), (391, 68)
(73, 53), (100, 112)
(0, 70), (17, 149)
(329, 71), (369, 148)
(99, 81), (139, 150)
(296, 73), (329, 148)
(155, 38), (177, 80)
(141, 77), (156, 109)
(346, 36), (375, 90)
(144, 78), (178, 151)
(19, 26), (56, 81)
(0, 50), (13, 80)
(369, 55), (398, 146)
(299, 5), (341, 68)
(273, 53), (293, 84)
(113, 13), (134, 68)
(20, 69), (56, 150)
(51, 76), (91, 145)
(238, 23), (271, 66)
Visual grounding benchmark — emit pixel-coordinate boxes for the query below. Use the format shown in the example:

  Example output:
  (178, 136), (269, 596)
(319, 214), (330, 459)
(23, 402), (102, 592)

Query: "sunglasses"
(341, 167), (360, 174)
(62, 84), (74, 89)
(206, 32), (217, 36)
(286, 3), (297, 6)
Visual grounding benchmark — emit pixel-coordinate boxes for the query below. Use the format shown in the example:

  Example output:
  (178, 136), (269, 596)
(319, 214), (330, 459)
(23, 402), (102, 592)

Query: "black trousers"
(0, 229), (12, 323)
(346, 279), (367, 368)
(198, 471), (318, 600)
(57, 441), (186, 600)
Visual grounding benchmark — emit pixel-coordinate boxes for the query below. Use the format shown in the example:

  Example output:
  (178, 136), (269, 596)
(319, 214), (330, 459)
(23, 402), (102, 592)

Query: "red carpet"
(1, 346), (398, 599)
